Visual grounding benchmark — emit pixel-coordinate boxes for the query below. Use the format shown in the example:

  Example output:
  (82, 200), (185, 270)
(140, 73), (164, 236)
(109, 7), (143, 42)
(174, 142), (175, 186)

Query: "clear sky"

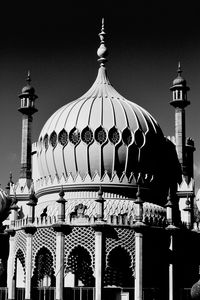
(0, 1), (200, 191)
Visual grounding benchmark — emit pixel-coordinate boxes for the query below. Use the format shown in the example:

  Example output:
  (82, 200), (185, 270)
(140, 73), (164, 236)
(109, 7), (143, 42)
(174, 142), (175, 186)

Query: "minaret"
(170, 62), (190, 176)
(18, 71), (38, 187)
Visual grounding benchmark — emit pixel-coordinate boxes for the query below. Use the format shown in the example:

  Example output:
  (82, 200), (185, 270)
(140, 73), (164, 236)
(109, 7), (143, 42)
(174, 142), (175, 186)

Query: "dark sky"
(0, 1), (200, 190)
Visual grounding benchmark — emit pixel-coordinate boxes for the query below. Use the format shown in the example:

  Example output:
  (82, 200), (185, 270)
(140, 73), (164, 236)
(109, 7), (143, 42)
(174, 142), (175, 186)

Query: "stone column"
(133, 186), (145, 300)
(25, 231), (35, 300)
(95, 228), (104, 300)
(6, 202), (19, 300)
(167, 230), (179, 300)
(7, 234), (16, 300)
(165, 189), (179, 300)
(93, 187), (106, 300)
(169, 235), (174, 300)
(23, 192), (37, 300)
(55, 230), (65, 300)
(53, 188), (70, 300)
(134, 231), (143, 300)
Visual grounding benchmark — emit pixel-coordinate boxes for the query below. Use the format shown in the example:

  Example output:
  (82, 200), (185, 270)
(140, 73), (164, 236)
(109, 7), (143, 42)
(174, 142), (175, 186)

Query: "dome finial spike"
(177, 61), (182, 76)
(99, 18), (105, 43)
(9, 171), (13, 183)
(97, 18), (108, 66)
(101, 18), (104, 33)
(26, 70), (31, 85)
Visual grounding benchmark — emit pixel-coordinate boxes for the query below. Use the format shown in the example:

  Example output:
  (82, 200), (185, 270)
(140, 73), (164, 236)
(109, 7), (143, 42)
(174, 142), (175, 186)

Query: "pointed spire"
(165, 188), (173, 225)
(97, 18), (108, 66)
(20, 69), (38, 99)
(166, 188), (173, 207)
(134, 184), (144, 223)
(9, 172), (13, 183)
(5, 172), (13, 192)
(98, 185), (103, 198)
(177, 61), (182, 77)
(57, 186), (67, 204)
(7, 172), (13, 185)
(26, 70), (31, 85)
(59, 186), (65, 198)
(135, 184), (144, 204)
(27, 190), (38, 206)
(136, 185), (141, 201)
(170, 62), (189, 91)
(96, 185), (105, 204)
(95, 185), (105, 221)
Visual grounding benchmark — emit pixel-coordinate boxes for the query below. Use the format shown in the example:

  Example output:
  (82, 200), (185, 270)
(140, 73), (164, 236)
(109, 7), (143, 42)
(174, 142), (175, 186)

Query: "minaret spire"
(170, 63), (190, 176)
(97, 18), (108, 66)
(26, 70), (31, 85)
(177, 61), (182, 76)
(18, 71), (38, 184)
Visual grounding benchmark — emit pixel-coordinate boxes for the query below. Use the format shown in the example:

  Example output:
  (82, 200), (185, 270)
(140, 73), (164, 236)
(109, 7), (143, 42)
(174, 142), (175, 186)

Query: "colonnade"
(6, 187), (192, 300)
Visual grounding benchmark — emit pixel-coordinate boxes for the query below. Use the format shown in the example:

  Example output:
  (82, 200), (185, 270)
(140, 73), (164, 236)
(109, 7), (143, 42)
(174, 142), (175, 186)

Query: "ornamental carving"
(69, 127), (80, 146)
(50, 131), (57, 148)
(70, 203), (88, 220)
(108, 126), (120, 145)
(81, 126), (94, 145)
(95, 126), (107, 145)
(58, 129), (68, 146)
(43, 134), (49, 150)
(134, 129), (145, 148)
(122, 127), (132, 146)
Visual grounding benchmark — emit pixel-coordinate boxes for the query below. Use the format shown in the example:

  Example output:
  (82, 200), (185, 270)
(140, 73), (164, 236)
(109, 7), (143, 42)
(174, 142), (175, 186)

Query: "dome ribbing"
(37, 65), (164, 183)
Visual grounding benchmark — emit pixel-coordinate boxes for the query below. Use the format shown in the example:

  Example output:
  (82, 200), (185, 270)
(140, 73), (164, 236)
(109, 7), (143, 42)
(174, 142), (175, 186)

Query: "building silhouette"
(0, 19), (200, 300)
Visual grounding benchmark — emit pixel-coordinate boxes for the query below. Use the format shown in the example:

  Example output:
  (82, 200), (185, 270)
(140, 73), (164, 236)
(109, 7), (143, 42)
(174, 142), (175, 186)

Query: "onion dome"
(21, 85), (35, 95)
(171, 62), (189, 90)
(18, 71), (38, 116)
(19, 71), (37, 98)
(36, 20), (180, 203)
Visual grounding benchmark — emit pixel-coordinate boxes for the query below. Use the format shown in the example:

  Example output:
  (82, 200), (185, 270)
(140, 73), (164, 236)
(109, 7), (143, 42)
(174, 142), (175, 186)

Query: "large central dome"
(36, 21), (181, 203)
(37, 65), (164, 182)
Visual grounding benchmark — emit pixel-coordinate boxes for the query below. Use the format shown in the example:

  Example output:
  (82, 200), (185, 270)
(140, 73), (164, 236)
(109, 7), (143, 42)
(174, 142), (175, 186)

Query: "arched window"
(32, 247), (55, 287)
(66, 246), (94, 287)
(15, 249), (26, 288)
(105, 246), (133, 287)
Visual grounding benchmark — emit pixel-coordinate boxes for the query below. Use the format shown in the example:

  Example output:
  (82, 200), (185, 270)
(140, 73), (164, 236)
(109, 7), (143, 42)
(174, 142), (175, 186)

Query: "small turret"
(170, 63), (190, 176)
(18, 71), (38, 115)
(170, 62), (190, 108)
(18, 71), (38, 182)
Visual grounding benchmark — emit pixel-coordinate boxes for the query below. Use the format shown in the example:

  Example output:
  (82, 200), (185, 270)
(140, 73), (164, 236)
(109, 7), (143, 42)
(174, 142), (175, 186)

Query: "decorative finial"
(96, 186), (105, 204)
(59, 186), (65, 198)
(5, 172), (14, 192)
(100, 18), (105, 40)
(136, 185), (141, 200)
(98, 185), (103, 198)
(97, 18), (108, 66)
(56, 186), (67, 204)
(185, 193), (190, 206)
(26, 70), (31, 85)
(177, 61), (182, 77)
(9, 172), (13, 184)
(166, 188), (173, 207)
(28, 190), (38, 206)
